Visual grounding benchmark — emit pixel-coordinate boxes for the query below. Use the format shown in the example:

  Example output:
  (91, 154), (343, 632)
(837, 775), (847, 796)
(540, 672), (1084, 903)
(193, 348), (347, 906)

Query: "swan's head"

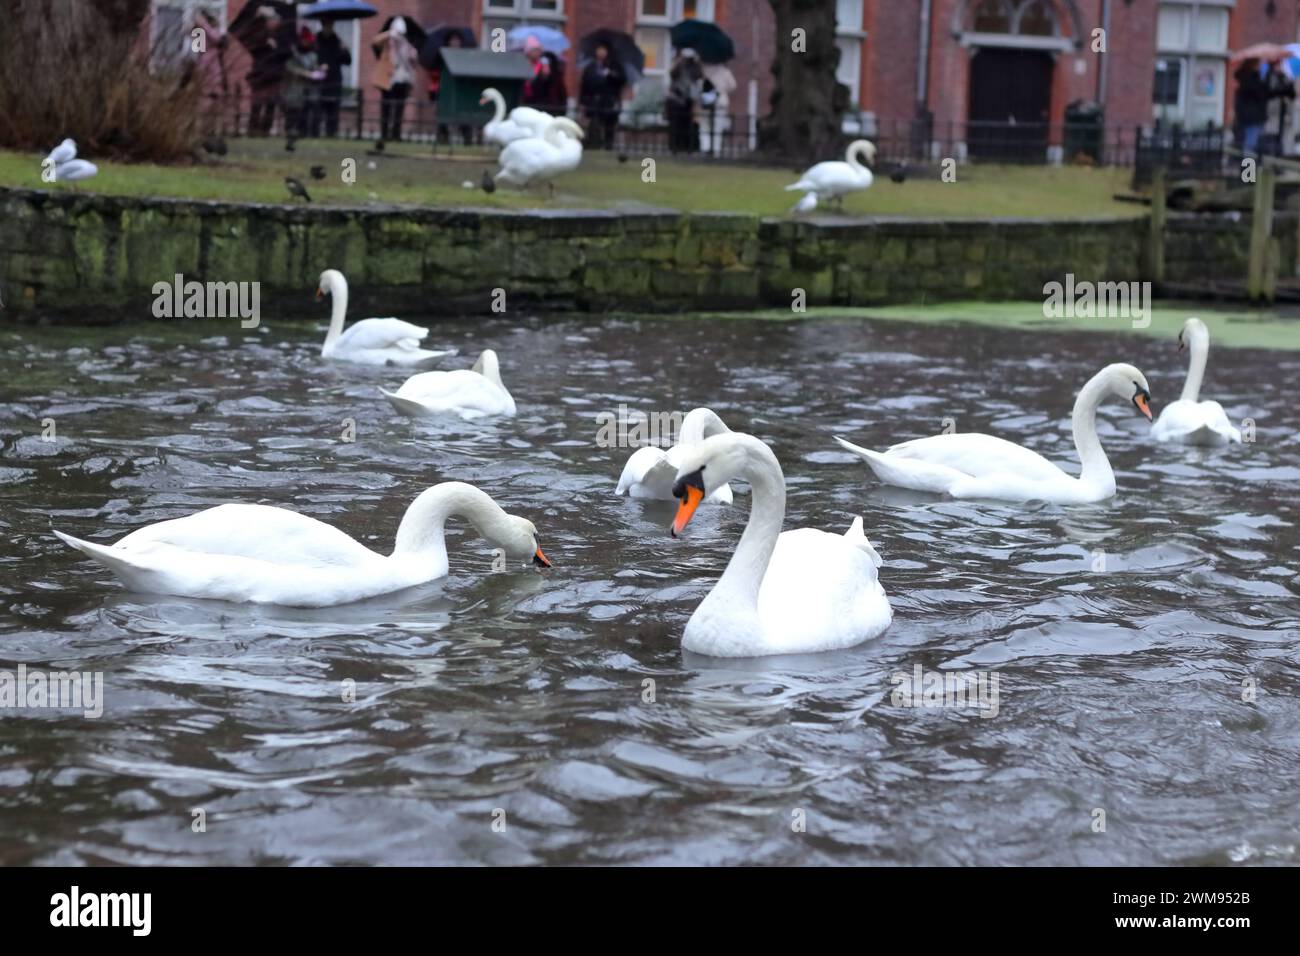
(316, 269), (345, 300)
(493, 515), (551, 568)
(471, 348), (500, 378)
(850, 139), (877, 164)
(669, 433), (749, 537)
(1102, 362), (1153, 421)
(1178, 317), (1208, 352)
(479, 87), (502, 106)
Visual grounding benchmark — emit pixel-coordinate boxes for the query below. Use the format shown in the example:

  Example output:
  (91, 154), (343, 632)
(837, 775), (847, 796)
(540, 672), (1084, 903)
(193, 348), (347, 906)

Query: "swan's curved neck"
(473, 352), (508, 392)
(1071, 370), (1115, 490)
(845, 141), (870, 172)
(323, 276), (348, 347)
(678, 408), (729, 445)
(487, 90), (506, 124)
(392, 483), (512, 557)
(711, 436), (786, 610)
(1181, 325), (1210, 402)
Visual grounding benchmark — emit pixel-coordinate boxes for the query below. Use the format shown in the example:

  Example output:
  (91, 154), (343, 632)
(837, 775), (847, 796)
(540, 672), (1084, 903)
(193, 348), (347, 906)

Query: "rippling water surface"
(1, 313), (1297, 865)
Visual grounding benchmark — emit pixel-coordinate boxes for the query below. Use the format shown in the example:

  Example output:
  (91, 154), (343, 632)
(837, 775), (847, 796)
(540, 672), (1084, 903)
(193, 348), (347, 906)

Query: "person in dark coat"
(314, 19), (352, 137)
(666, 49), (702, 154)
(521, 37), (567, 116)
(247, 7), (292, 135)
(580, 42), (626, 150)
(1234, 59), (1271, 156)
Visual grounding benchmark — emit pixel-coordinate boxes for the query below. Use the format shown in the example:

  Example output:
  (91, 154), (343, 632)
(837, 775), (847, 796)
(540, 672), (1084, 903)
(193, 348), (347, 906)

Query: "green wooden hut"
(435, 49), (536, 127)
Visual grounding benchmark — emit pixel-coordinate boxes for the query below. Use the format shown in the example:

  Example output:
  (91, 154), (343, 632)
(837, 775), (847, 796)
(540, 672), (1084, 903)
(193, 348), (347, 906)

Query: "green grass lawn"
(0, 137), (1140, 219)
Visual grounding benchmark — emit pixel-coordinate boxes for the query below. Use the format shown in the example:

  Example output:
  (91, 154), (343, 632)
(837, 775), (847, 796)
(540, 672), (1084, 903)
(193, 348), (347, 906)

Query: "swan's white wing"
(616, 446), (673, 497)
(754, 527), (891, 655)
(383, 369), (514, 417)
(333, 317), (429, 353)
(498, 139), (558, 182)
(509, 107), (552, 135)
(45, 138), (76, 166)
(1152, 399), (1241, 444)
(885, 433), (1068, 482)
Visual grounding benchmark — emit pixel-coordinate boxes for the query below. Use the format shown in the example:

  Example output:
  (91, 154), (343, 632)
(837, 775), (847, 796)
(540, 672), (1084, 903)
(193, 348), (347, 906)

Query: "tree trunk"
(760, 0), (848, 163)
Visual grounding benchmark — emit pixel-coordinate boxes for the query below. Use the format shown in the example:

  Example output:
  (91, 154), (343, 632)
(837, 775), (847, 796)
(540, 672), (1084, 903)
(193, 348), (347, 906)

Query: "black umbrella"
(299, 0), (378, 20)
(578, 28), (645, 85)
(373, 15), (428, 59)
(669, 19), (734, 64)
(229, 1), (297, 54)
(419, 24), (476, 70)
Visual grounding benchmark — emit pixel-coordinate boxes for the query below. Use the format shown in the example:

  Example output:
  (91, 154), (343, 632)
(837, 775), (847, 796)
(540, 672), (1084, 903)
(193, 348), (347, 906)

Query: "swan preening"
(668, 432), (891, 657)
(786, 139), (876, 214)
(317, 270), (454, 367)
(835, 364), (1153, 504)
(494, 117), (585, 191)
(480, 87), (552, 147)
(1151, 318), (1242, 445)
(54, 482), (551, 607)
(381, 348), (516, 419)
(42, 138), (98, 184)
(615, 407), (734, 504)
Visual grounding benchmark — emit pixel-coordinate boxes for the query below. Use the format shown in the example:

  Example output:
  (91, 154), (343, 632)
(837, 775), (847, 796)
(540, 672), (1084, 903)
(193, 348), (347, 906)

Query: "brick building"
(150, 0), (1300, 158)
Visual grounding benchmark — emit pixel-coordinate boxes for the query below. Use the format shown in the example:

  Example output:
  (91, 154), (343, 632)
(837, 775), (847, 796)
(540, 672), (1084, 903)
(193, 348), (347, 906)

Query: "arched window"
(1017, 0), (1056, 36)
(973, 0), (1014, 33)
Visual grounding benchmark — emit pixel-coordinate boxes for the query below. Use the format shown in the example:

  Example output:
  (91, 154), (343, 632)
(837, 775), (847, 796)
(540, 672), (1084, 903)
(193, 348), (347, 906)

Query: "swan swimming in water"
(834, 363), (1154, 505)
(54, 483), (551, 607)
(380, 349), (516, 419)
(317, 269), (454, 367)
(615, 406), (734, 504)
(668, 431), (891, 657)
(1150, 318), (1242, 446)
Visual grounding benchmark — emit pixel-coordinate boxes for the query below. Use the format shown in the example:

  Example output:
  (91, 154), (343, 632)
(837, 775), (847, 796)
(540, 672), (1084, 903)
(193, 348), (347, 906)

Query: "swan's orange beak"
(533, 548), (551, 568)
(315, 287), (323, 300)
(671, 485), (703, 537)
(1134, 391), (1152, 421)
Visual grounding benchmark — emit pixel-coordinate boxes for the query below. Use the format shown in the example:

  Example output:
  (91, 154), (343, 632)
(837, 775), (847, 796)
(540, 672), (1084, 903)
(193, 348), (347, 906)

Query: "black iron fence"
(204, 88), (1259, 174)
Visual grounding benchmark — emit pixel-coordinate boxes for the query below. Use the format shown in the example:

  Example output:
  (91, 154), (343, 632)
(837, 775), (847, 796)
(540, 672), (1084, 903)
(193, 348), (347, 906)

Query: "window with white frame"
(483, 0), (565, 49)
(836, 0), (865, 107)
(636, 0), (715, 88)
(1153, 1), (1231, 126)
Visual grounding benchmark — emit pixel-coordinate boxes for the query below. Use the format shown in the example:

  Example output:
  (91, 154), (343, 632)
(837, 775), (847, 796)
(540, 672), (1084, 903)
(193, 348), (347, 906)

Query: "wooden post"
(1248, 165), (1276, 302)
(1148, 166), (1166, 284)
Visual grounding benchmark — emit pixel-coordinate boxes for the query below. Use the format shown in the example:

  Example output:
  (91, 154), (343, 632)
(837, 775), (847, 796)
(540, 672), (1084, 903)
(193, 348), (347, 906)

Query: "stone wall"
(0, 187), (1282, 323)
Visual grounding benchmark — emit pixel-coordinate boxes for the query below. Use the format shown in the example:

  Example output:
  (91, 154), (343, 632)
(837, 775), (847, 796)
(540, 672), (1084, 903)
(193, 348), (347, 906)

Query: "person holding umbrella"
(245, 6), (293, 135)
(580, 42), (626, 150)
(521, 36), (567, 116)
(372, 16), (421, 143)
(667, 49), (703, 154)
(314, 19), (352, 137)
(1233, 58), (1271, 157)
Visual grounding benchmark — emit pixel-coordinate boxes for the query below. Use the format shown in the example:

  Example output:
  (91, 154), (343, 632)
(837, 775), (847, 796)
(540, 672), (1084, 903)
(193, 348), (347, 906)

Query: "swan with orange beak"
(668, 431), (891, 657)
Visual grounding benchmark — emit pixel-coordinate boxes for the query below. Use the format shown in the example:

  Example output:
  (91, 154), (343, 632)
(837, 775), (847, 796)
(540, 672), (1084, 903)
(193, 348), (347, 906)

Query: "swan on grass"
(317, 270), (454, 367)
(380, 349), (515, 419)
(834, 363), (1153, 505)
(1151, 318), (1242, 445)
(494, 117), (584, 193)
(480, 87), (552, 147)
(669, 432), (891, 657)
(785, 139), (876, 214)
(54, 482), (551, 607)
(615, 407), (734, 504)
(41, 138), (97, 184)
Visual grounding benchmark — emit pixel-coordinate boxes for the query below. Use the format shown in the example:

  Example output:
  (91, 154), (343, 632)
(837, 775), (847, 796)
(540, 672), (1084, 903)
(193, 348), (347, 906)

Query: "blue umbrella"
(507, 24), (569, 54)
(299, 0), (378, 20)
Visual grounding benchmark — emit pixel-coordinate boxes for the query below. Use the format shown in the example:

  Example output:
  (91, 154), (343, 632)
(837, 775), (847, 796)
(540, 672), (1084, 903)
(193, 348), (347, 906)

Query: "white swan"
(615, 406), (734, 504)
(495, 117), (584, 191)
(317, 269), (454, 367)
(785, 139), (876, 213)
(480, 87), (552, 147)
(53, 482), (551, 607)
(668, 432), (890, 657)
(1151, 318), (1241, 445)
(380, 349), (516, 419)
(834, 363), (1153, 504)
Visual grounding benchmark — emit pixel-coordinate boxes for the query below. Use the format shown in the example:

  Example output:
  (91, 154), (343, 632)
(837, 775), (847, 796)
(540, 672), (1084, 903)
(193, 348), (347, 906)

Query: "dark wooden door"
(967, 48), (1054, 162)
